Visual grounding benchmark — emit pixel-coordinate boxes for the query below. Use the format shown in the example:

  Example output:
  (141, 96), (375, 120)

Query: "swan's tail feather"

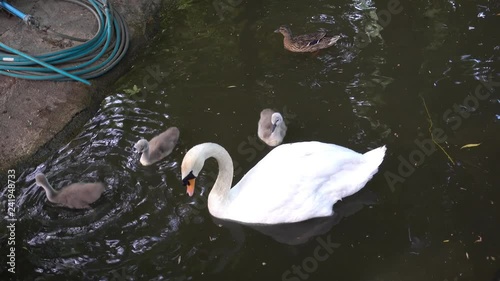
(326, 145), (387, 201)
(363, 145), (387, 168)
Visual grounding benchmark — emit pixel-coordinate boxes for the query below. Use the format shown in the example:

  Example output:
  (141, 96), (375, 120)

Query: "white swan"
(134, 127), (180, 166)
(35, 173), (105, 209)
(181, 142), (386, 224)
(257, 109), (287, 146)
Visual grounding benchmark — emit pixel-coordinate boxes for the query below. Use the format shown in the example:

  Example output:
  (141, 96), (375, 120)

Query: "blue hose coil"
(0, 0), (129, 85)
(0, 0), (29, 22)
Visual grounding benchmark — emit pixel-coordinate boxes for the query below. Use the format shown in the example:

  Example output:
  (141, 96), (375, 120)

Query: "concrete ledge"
(0, 0), (168, 177)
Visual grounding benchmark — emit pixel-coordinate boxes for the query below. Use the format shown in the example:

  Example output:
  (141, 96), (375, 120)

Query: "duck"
(274, 25), (341, 53)
(181, 141), (386, 224)
(35, 173), (105, 209)
(134, 127), (180, 166)
(258, 109), (287, 147)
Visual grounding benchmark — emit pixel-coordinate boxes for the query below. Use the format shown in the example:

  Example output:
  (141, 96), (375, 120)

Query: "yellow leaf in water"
(443, 240), (450, 243)
(460, 143), (481, 149)
(227, 85), (237, 88)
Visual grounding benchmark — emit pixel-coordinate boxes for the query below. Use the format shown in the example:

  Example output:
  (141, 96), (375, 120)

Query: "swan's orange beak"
(186, 178), (195, 197)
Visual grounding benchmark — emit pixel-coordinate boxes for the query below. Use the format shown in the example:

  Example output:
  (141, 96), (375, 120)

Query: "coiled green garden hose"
(0, 0), (129, 85)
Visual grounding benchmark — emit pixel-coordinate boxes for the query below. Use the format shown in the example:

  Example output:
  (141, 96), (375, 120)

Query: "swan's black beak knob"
(182, 171), (196, 197)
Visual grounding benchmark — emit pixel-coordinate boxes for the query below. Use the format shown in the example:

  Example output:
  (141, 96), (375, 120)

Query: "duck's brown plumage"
(274, 26), (341, 53)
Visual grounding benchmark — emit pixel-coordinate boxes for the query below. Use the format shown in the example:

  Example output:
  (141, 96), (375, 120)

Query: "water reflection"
(214, 189), (377, 246)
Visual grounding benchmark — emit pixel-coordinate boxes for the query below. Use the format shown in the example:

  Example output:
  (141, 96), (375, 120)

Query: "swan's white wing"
(223, 141), (381, 224)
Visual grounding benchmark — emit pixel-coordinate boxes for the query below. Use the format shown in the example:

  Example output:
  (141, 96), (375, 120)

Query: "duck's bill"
(274, 28), (280, 33)
(186, 178), (195, 197)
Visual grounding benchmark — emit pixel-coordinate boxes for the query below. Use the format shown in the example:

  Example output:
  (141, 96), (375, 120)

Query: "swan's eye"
(182, 171), (196, 186)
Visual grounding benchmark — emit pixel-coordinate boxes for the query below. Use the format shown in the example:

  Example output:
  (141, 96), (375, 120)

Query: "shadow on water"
(1, 0), (499, 280)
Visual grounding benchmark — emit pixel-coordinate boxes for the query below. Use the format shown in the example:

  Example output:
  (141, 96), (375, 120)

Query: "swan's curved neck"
(38, 177), (58, 201)
(201, 143), (234, 216)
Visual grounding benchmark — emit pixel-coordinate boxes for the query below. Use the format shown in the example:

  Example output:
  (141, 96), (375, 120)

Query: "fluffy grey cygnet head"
(258, 109), (287, 147)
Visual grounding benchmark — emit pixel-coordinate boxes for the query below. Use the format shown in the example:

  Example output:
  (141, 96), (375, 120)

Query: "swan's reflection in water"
(205, 189), (377, 274)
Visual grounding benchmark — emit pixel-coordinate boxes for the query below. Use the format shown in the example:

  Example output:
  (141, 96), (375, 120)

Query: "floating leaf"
(227, 85), (237, 88)
(123, 85), (141, 96)
(443, 240), (450, 243)
(460, 143), (481, 149)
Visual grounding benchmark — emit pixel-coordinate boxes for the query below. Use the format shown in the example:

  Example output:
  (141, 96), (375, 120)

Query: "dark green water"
(2, 0), (500, 280)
